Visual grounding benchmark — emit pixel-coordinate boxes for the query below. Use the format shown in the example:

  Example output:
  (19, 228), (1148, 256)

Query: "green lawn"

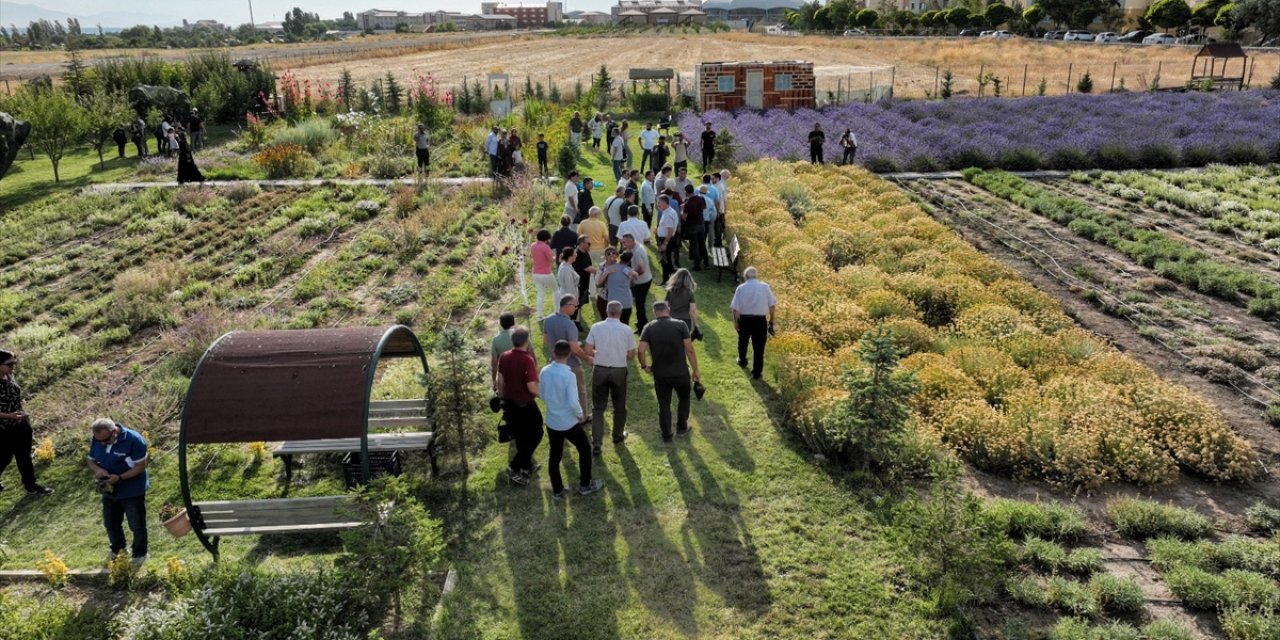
(428, 275), (943, 639)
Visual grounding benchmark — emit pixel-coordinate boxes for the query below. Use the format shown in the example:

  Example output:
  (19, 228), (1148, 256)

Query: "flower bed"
(733, 160), (1255, 488)
(682, 91), (1280, 173)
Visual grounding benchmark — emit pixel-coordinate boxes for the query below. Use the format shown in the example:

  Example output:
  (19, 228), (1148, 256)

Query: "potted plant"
(159, 503), (191, 538)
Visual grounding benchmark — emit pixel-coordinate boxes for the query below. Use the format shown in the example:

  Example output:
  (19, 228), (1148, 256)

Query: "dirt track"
(279, 32), (1280, 99)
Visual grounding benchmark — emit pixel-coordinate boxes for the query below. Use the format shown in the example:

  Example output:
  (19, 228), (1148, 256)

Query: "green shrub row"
(1005, 573), (1144, 616)
(965, 169), (1280, 319)
(986, 499), (1088, 542)
(1106, 498), (1212, 541)
(1046, 617), (1193, 640)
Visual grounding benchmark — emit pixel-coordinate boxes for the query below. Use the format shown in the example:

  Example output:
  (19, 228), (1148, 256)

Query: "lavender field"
(682, 90), (1280, 173)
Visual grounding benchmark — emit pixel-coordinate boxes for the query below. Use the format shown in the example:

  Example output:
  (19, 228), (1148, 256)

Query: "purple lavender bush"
(681, 91), (1280, 173)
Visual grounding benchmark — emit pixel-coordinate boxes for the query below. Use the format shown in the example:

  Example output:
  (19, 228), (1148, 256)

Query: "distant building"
(611, 0), (706, 25)
(702, 0), (804, 24)
(358, 9), (426, 30)
(568, 10), (612, 25)
(480, 2), (564, 27)
(191, 19), (226, 30)
(254, 22), (286, 34)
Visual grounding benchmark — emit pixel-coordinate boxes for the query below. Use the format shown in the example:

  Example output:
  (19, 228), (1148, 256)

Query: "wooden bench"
(190, 496), (362, 537)
(273, 399), (436, 479)
(709, 234), (740, 283)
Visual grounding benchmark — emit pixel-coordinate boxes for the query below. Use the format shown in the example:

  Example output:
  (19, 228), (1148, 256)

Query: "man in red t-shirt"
(496, 326), (542, 485)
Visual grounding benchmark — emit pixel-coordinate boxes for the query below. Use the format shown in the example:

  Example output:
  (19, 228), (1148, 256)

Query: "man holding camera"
(86, 418), (149, 565)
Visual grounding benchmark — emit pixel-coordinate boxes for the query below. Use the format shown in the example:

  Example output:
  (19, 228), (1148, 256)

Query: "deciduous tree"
(11, 88), (86, 183)
(82, 91), (132, 169)
(1231, 0), (1280, 44)
(1146, 0), (1193, 32)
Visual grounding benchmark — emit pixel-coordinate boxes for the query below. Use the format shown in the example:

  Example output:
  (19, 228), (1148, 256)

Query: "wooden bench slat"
(273, 433), (435, 457)
(194, 496), (349, 511)
(204, 522), (364, 536)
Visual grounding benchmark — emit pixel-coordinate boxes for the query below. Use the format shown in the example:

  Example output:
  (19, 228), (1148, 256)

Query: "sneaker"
(737, 359), (748, 368)
(552, 489), (570, 501)
(526, 462), (543, 475)
(578, 479), (604, 496)
(592, 446), (602, 457)
(612, 431), (629, 444)
(131, 554), (148, 568)
(752, 372), (762, 380)
(676, 427), (692, 438)
(26, 484), (53, 496)
(662, 434), (673, 443)
(509, 471), (529, 486)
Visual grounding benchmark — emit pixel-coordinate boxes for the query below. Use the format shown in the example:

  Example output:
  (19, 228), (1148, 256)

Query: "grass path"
(429, 276), (942, 639)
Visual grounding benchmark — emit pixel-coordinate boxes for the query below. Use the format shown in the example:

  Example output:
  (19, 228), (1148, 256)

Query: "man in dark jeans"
(540, 340), (603, 499)
(730, 267), (778, 380)
(86, 419), (150, 564)
(681, 184), (707, 270)
(638, 301), (700, 442)
(700, 122), (717, 172)
(496, 326), (543, 485)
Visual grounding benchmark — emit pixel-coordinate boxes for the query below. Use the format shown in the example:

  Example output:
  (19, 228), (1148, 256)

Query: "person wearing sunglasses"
(0, 349), (53, 496)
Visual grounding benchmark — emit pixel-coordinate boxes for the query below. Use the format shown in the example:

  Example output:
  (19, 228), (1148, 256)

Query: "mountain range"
(1, 2), (184, 30)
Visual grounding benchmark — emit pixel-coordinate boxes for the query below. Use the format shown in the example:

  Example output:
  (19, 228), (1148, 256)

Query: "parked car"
(1064, 30), (1096, 41)
(1117, 30), (1153, 42)
(990, 30), (1015, 40)
(1095, 32), (1120, 43)
(1143, 33), (1178, 45)
(958, 29), (981, 37)
(1175, 34), (1212, 44)
(1043, 31), (1064, 40)
(842, 29), (866, 37)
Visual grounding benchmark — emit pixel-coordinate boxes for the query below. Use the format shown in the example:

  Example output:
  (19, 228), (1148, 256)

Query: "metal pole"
(1022, 64), (1028, 96)
(889, 66), (895, 100)
(1066, 62), (1073, 94)
(868, 71), (873, 103)
(1156, 60), (1162, 89)
(934, 66), (940, 98)
(1110, 61), (1117, 93)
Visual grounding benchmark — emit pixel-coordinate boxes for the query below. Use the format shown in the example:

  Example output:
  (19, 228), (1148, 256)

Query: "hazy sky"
(7, 0), (618, 24)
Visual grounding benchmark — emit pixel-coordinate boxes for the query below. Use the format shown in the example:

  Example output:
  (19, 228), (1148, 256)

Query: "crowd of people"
(492, 136), (780, 494)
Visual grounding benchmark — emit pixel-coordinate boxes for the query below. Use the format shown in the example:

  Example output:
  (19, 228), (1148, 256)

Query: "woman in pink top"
(530, 229), (557, 319)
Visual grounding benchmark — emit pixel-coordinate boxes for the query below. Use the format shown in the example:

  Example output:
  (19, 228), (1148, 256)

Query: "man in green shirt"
(490, 313), (516, 390)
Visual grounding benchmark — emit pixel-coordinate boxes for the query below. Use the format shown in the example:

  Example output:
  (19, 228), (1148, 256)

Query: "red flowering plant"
(409, 71), (455, 133)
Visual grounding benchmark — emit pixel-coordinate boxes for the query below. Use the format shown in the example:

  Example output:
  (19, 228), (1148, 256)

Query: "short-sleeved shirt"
(629, 244), (653, 285)
(611, 136), (626, 161)
(683, 195), (706, 226)
(414, 132), (429, 149)
(491, 329), (514, 364)
(571, 249), (593, 284)
(641, 317), (691, 378)
(640, 129), (659, 150)
(497, 348), (539, 405)
(586, 318), (636, 368)
(0, 377), (23, 429)
(700, 187), (717, 221)
(551, 227), (578, 256)
(87, 426), (150, 499)
(540, 362), (582, 430)
(537, 141), (549, 158)
(578, 189), (595, 222)
(665, 287), (695, 321)
(731, 279), (779, 316)
(564, 180), (579, 209)
(701, 130), (717, 153)
(530, 241), (555, 275)
(605, 196), (627, 227)
(618, 218), (650, 246)
(578, 218), (609, 249)
(599, 263), (634, 307)
(543, 312), (582, 368)
(657, 207), (680, 240)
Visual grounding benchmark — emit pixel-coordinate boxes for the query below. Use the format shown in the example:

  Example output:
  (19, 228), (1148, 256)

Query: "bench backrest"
(368, 398), (429, 430)
(193, 496), (358, 530)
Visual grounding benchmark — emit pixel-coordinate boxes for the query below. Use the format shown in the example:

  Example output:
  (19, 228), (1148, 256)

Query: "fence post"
(1022, 64), (1028, 97)
(1110, 61), (1117, 93)
(1155, 60), (1162, 89)
(867, 71), (873, 103)
(889, 66), (895, 100)
(1066, 62), (1073, 94)
(978, 63), (984, 97)
(933, 66), (940, 98)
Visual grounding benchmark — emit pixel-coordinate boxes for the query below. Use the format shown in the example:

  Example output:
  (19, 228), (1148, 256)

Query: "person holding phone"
(0, 350), (53, 495)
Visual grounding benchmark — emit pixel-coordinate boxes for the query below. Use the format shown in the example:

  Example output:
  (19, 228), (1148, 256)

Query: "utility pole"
(248, 0), (256, 27)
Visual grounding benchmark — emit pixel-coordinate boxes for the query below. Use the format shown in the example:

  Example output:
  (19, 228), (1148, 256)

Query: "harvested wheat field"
(282, 32), (1280, 99)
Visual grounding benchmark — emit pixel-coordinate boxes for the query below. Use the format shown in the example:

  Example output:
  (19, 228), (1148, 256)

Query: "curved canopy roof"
(702, 0), (804, 11)
(182, 325), (424, 444)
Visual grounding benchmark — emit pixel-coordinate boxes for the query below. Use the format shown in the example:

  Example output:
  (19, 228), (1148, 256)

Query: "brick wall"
(697, 62), (815, 111)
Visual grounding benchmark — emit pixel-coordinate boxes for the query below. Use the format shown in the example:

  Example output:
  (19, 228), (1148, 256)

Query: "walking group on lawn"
(489, 145), (778, 496)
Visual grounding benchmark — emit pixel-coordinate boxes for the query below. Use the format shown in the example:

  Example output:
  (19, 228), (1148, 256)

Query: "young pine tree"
(384, 71), (403, 115)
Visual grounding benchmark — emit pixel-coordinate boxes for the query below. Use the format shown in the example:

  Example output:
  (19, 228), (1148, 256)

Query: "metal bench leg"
(282, 454), (293, 482)
(428, 440), (439, 478)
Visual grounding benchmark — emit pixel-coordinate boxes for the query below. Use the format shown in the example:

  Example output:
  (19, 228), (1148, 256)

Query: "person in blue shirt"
(540, 340), (602, 500)
(86, 418), (150, 564)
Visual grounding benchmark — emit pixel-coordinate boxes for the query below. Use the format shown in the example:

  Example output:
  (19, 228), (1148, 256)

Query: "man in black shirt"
(187, 109), (205, 152)
(570, 236), (595, 323)
(536, 133), (550, 176)
(681, 184), (707, 270)
(700, 123), (716, 172)
(578, 177), (596, 224)
(808, 123), (825, 164)
(551, 215), (578, 256)
(637, 301), (700, 442)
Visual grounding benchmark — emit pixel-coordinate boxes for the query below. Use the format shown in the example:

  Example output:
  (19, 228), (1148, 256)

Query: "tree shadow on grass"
(690, 397), (756, 474)
(665, 443), (772, 619)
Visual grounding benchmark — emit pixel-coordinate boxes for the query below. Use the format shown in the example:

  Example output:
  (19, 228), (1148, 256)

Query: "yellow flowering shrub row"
(732, 161), (1256, 488)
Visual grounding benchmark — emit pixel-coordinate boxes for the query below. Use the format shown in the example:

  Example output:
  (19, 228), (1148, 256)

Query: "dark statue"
(0, 112), (32, 181)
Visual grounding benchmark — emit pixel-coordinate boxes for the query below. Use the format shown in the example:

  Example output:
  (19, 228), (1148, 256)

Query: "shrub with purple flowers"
(681, 91), (1280, 173)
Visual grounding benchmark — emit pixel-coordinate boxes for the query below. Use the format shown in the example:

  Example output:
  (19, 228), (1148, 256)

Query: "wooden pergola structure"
(1190, 42), (1248, 91)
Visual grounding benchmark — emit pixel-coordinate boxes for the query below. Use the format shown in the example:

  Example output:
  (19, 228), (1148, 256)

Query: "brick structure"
(480, 2), (564, 27)
(696, 61), (815, 111)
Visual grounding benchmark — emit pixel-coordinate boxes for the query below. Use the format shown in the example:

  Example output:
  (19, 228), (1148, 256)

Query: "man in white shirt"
(584, 300), (636, 456)
(621, 232), (653, 331)
(730, 266), (778, 380)
(639, 123), (659, 173)
(669, 166), (693, 199)
(655, 194), (681, 282)
(655, 166), (671, 199)
(603, 187), (630, 246)
(610, 131), (627, 182)
(618, 204), (651, 248)
(564, 170), (580, 224)
(485, 126), (500, 177)
(639, 170), (657, 225)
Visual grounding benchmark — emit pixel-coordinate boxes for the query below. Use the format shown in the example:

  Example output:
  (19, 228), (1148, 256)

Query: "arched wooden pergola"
(178, 325), (432, 559)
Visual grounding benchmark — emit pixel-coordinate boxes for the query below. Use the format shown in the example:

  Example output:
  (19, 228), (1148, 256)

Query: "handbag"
(691, 325), (703, 341)
(693, 380), (707, 401)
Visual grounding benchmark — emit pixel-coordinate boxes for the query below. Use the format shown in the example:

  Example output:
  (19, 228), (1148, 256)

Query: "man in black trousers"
(700, 122), (716, 172)
(730, 267), (778, 380)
